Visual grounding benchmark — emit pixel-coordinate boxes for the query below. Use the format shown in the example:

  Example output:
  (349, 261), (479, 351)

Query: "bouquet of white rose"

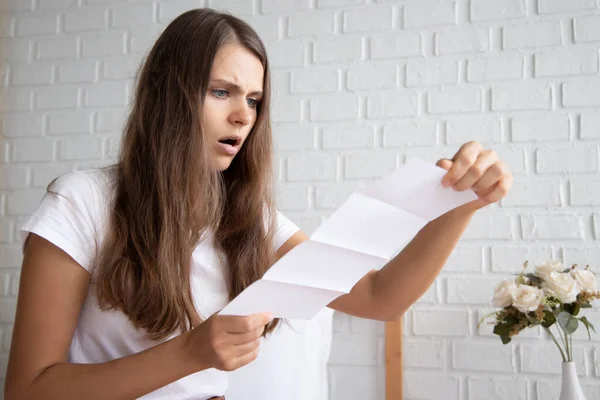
(480, 260), (599, 362)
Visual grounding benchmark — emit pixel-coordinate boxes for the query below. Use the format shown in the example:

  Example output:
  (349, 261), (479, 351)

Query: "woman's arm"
(275, 142), (513, 321)
(5, 234), (270, 400)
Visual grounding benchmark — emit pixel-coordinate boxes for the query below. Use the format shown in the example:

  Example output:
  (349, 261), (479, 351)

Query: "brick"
(58, 138), (103, 161)
(322, 123), (375, 150)
(367, 91), (418, 119)
(536, 145), (598, 173)
(406, 58), (458, 87)
(329, 366), (384, 399)
(207, 0), (253, 15)
(446, 277), (499, 305)
(16, 13), (58, 37)
(412, 309), (469, 336)
(276, 185), (309, 210)
(2, 114), (44, 137)
(581, 113), (600, 140)
(491, 82), (551, 111)
(271, 98), (302, 122)
(444, 246), (483, 272)
(571, 179), (600, 206)
(310, 94), (359, 121)
(244, 15), (279, 42)
(129, 25), (164, 56)
(111, 3), (155, 28)
(314, 183), (359, 209)
(7, 189), (45, 216)
(273, 123), (314, 151)
(95, 108), (127, 133)
(469, 377), (527, 399)
(404, 0), (457, 28)
(0, 246), (22, 268)
(343, 5), (393, 33)
(0, 299), (17, 323)
(511, 114), (569, 142)
(404, 372), (460, 400)
(428, 86), (482, 114)
(347, 63), (397, 90)
(462, 212), (513, 240)
(158, 0), (203, 23)
(490, 246), (553, 273)
(563, 80), (600, 107)
(502, 177), (561, 207)
(344, 152), (396, 179)
(64, 7), (108, 32)
(0, 166), (29, 189)
(521, 343), (585, 374)
(503, 21), (562, 50)
(467, 54), (523, 82)
(0, 218), (13, 243)
(329, 332), (381, 365)
(35, 36), (77, 60)
(37, 0), (76, 9)
(268, 40), (305, 68)
(11, 63), (53, 86)
(0, 14), (14, 38)
(84, 82), (127, 107)
(521, 214), (583, 240)
(261, 0), (310, 14)
(57, 60), (98, 83)
(314, 36), (362, 64)
(291, 66), (338, 94)
(13, 139), (54, 162)
(535, 48), (598, 77)
(370, 32), (421, 60)
(574, 15), (600, 43)
(36, 86), (79, 110)
(562, 247), (600, 266)
(1, 0), (33, 12)
(404, 339), (444, 368)
(317, 0), (365, 7)
(32, 163), (73, 187)
(538, 0), (596, 13)
(350, 317), (384, 335)
(446, 116), (501, 145)
(436, 27), (489, 55)
(48, 111), (93, 135)
(1, 88), (32, 112)
(470, 0), (526, 21)
(404, 148), (450, 166)
(382, 119), (437, 147)
(453, 342), (514, 372)
(288, 11), (335, 37)
(271, 70), (289, 95)
(81, 31), (126, 58)
(0, 38), (32, 62)
(287, 154), (337, 181)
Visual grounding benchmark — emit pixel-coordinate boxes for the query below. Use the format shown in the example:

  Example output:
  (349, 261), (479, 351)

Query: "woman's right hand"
(183, 312), (273, 372)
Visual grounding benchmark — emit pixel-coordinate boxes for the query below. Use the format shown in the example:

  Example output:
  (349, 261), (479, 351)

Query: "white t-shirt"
(20, 167), (331, 400)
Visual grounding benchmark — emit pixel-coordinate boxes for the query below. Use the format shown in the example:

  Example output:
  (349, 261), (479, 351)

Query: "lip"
(217, 141), (239, 156)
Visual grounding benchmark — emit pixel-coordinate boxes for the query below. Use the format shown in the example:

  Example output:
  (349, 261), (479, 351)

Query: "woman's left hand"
(436, 141), (513, 211)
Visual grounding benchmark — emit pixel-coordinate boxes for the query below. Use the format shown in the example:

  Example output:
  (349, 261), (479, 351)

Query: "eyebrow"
(209, 79), (263, 97)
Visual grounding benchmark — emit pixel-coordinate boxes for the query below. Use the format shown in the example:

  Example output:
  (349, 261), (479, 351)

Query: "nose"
(228, 102), (253, 127)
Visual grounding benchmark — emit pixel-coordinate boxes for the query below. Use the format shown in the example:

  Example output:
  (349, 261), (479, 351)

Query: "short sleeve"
(20, 172), (99, 273)
(273, 211), (300, 251)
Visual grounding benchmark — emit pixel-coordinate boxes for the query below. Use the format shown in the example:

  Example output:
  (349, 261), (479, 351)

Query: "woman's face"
(202, 43), (265, 171)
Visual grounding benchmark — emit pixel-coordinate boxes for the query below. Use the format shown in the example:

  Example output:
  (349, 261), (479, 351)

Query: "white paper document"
(219, 158), (477, 320)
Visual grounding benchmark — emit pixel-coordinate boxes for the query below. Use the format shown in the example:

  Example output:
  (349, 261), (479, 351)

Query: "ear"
(436, 158), (453, 171)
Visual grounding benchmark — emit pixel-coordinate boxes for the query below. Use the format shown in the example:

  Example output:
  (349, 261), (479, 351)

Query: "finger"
(442, 141), (482, 187)
(230, 345), (261, 370)
(228, 326), (265, 345)
(479, 174), (513, 203)
(471, 161), (506, 194)
(436, 158), (453, 171)
(453, 150), (499, 192)
(233, 338), (261, 358)
(223, 313), (272, 333)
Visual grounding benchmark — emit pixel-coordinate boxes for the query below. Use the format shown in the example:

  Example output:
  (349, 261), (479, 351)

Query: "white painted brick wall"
(3, 1), (600, 399)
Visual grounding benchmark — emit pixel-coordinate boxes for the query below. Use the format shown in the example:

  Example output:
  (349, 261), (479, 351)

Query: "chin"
(215, 157), (234, 172)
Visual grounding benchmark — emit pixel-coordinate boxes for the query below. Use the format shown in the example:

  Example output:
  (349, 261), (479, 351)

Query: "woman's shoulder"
(49, 166), (117, 207)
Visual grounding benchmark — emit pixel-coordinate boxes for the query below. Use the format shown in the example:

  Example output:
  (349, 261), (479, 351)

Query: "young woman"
(4, 8), (513, 400)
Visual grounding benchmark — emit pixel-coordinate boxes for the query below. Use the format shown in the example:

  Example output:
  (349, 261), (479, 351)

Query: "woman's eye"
(212, 89), (228, 98)
(247, 98), (260, 108)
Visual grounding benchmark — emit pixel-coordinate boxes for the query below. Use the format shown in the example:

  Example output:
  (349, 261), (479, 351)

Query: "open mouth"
(218, 136), (241, 147)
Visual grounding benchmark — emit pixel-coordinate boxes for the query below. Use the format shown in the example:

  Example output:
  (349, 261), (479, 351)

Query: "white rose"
(542, 272), (580, 303)
(511, 284), (544, 313)
(571, 269), (598, 294)
(535, 260), (565, 281)
(492, 280), (517, 308)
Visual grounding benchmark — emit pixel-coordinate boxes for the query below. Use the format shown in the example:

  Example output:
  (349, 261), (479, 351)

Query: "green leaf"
(564, 303), (581, 316)
(500, 335), (511, 344)
(581, 303), (592, 309)
(579, 316), (596, 341)
(542, 310), (556, 328)
(558, 311), (579, 334)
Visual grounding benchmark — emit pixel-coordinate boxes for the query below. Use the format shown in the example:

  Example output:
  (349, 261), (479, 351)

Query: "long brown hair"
(93, 9), (278, 340)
